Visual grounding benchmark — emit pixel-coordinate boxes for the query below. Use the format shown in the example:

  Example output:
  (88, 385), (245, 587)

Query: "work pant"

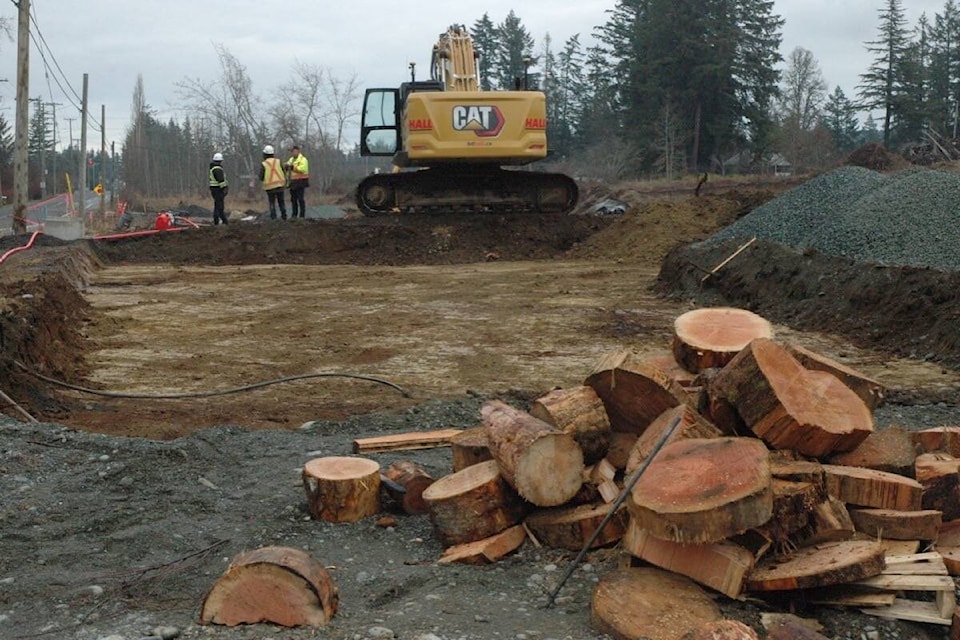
(266, 188), (287, 220)
(210, 188), (228, 225)
(289, 181), (307, 218)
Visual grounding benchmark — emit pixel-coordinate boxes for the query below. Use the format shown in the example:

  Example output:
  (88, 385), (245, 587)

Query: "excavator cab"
(360, 79), (445, 160)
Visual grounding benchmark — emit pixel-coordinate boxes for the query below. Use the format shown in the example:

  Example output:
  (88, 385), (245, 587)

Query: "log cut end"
(672, 307), (774, 373)
(302, 456), (381, 523)
(515, 432), (584, 507)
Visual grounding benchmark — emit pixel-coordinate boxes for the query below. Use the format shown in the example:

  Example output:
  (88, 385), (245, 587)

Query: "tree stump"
(437, 524), (526, 565)
(529, 385), (611, 464)
(381, 461), (434, 515)
(672, 307), (773, 374)
(302, 456), (380, 523)
(786, 343), (885, 410)
(823, 464), (923, 511)
(524, 502), (627, 551)
(626, 405), (722, 474)
(421, 459), (527, 546)
(449, 426), (492, 472)
(200, 546), (338, 627)
(481, 400), (584, 507)
(591, 567), (722, 640)
(747, 540), (886, 591)
(708, 338), (873, 457)
(584, 350), (688, 434)
(628, 437), (772, 544)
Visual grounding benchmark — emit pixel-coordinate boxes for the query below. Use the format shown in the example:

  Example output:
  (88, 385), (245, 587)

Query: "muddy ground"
(1, 178), (959, 640)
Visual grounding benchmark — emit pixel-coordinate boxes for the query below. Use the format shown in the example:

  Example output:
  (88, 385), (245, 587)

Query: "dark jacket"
(209, 162), (228, 194)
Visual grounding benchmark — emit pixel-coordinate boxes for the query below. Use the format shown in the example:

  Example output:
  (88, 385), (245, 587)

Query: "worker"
(259, 145), (287, 220)
(284, 144), (309, 219)
(209, 152), (229, 225)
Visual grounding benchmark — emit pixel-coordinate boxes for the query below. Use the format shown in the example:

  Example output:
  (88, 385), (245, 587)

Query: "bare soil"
(1, 179), (958, 640)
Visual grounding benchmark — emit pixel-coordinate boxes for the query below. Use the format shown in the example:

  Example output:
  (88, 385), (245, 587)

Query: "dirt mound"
(846, 142), (908, 171)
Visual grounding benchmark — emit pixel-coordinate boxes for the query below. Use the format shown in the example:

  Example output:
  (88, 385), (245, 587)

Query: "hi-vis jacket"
(208, 164), (228, 189)
(261, 157), (286, 191)
(286, 153), (309, 183)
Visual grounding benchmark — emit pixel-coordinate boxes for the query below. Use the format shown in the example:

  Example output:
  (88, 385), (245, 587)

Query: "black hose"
(13, 360), (411, 399)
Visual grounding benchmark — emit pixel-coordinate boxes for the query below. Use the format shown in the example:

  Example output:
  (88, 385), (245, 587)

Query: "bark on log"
(421, 459), (527, 546)
(759, 479), (822, 542)
(785, 343), (885, 410)
(437, 524), (526, 565)
(801, 496), (856, 544)
(481, 400), (584, 507)
(769, 456), (826, 494)
(683, 620), (760, 640)
(672, 307), (774, 374)
(823, 464), (923, 511)
(529, 385), (611, 465)
(849, 508), (942, 541)
(200, 546), (339, 627)
(584, 350), (688, 434)
(302, 457), (381, 523)
(626, 405), (723, 475)
(828, 426), (916, 478)
(915, 453), (960, 520)
(591, 567), (722, 640)
(746, 540), (886, 591)
(628, 437), (773, 544)
(708, 338), (873, 457)
(622, 517), (754, 598)
(914, 427), (960, 457)
(640, 350), (697, 387)
(382, 461), (434, 515)
(524, 502), (627, 551)
(449, 426), (492, 472)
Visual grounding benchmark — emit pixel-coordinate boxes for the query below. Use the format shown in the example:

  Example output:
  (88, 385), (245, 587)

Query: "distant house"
(721, 151), (792, 176)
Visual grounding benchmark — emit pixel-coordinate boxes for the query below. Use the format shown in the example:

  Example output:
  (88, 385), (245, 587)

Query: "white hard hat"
(263, 145), (274, 155)
(212, 152), (223, 161)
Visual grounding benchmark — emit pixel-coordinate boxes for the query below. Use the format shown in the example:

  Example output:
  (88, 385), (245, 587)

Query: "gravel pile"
(704, 165), (960, 271)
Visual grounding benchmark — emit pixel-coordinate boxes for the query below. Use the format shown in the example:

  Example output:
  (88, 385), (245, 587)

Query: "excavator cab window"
(360, 88), (401, 156)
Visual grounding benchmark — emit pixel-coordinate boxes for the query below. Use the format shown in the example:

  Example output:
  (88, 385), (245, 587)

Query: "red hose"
(0, 231), (42, 265)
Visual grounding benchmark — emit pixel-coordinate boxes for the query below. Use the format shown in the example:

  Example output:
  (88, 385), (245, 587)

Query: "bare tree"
(324, 71), (361, 153)
(778, 47), (829, 171)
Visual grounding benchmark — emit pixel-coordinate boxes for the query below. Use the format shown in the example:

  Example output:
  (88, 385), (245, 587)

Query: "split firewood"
(848, 508), (942, 541)
(827, 425), (916, 478)
(606, 432), (639, 470)
(823, 464), (923, 511)
(584, 350), (688, 434)
(915, 453), (960, 520)
(746, 540), (886, 591)
(200, 546), (339, 627)
(640, 350), (698, 387)
(381, 461), (434, 515)
(302, 456), (381, 523)
(682, 620), (760, 640)
(529, 385), (611, 464)
(913, 426), (960, 457)
(622, 518), (754, 599)
(671, 307), (774, 374)
(708, 338), (873, 457)
(759, 479), (823, 542)
(800, 496), (856, 544)
(625, 405), (722, 474)
(437, 524), (526, 565)
(628, 437), (772, 544)
(785, 343), (885, 410)
(421, 459), (527, 546)
(524, 502), (627, 551)
(769, 455), (826, 494)
(591, 567), (722, 640)
(481, 400), (584, 507)
(449, 426), (492, 472)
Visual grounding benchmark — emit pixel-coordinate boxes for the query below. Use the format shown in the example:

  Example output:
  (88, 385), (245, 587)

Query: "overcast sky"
(0, 1), (948, 151)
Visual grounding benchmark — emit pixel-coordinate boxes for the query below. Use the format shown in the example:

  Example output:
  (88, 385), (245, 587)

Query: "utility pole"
(99, 104), (105, 217)
(78, 73), (87, 222)
(12, 0), (30, 234)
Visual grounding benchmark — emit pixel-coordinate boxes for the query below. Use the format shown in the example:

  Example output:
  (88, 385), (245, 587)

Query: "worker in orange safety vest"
(259, 145), (288, 220)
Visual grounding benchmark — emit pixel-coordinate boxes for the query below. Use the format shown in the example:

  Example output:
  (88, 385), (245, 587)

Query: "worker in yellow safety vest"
(284, 144), (310, 219)
(259, 145), (288, 221)
(208, 152), (229, 225)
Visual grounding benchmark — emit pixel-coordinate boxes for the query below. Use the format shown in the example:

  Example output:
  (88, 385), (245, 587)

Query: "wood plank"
(854, 574), (954, 591)
(861, 598), (953, 626)
(808, 587), (896, 608)
(352, 428), (463, 453)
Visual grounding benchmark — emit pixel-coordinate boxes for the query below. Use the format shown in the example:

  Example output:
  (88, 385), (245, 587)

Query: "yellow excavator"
(356, 25), (579, 215)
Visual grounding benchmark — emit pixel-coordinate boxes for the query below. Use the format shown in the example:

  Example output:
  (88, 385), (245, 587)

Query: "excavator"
(356, 25), (579, 215)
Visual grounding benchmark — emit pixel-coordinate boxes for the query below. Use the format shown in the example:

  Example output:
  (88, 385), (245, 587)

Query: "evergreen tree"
(893, 20), (931, 144)
(549, 34), (585, 157)
(822, 87), (861, 152)
(494, 11), (536, 90)
(858, 0), (910, 146)
(925, 1), (960, 136)
(470, 13), (498, 90)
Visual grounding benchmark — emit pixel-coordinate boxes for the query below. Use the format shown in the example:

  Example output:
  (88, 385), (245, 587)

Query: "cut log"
(827, 425), (916, 478)
(381, 461), (434, 515)
(421, 459), (527, 546)
(849, 508), (942, 541)
(672, 307), (774, 374)
(591, 567), (722, 640)
(746, 540), (886, 591)
(628, 437), (773, 544)
(584, 350), (688, 434)
(939, 518), (960, 547)
(682, 620), (760, 640)
(625, 405), (723, 475)
(760, 479), (823, 542)
(708, 338), (873, 457)
(524, 502), (627, 551)
(823, 464), (923, 511)
(437, 524), (526, 565)
(785, 343), (885, 410)
(913, 426), (960, 457)
(481, 400), (584, 507)
(606, 431), (639, 470)
(801, 496), (856, 544)
(640, 350), (698, 387)
(302, 457), (380, 523)
(622, 518), (754, 599)
(449, 426), (492, 472)
(529, 385), (611, 465)
(352, 428), (462, 453)
(915, 453), (960, 520)
(940, 547), (960, 576)
(200, 546), (338, 627)
(769, 456), (826, 494)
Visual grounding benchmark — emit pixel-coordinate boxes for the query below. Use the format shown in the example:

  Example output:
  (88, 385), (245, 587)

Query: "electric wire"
(14, 360), (412, 399)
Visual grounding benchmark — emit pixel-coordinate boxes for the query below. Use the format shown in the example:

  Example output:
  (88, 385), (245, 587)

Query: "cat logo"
(452, 105), (504, 137)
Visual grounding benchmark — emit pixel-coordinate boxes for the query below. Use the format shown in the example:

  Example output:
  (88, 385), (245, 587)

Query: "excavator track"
(356, 166), (579, 216)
